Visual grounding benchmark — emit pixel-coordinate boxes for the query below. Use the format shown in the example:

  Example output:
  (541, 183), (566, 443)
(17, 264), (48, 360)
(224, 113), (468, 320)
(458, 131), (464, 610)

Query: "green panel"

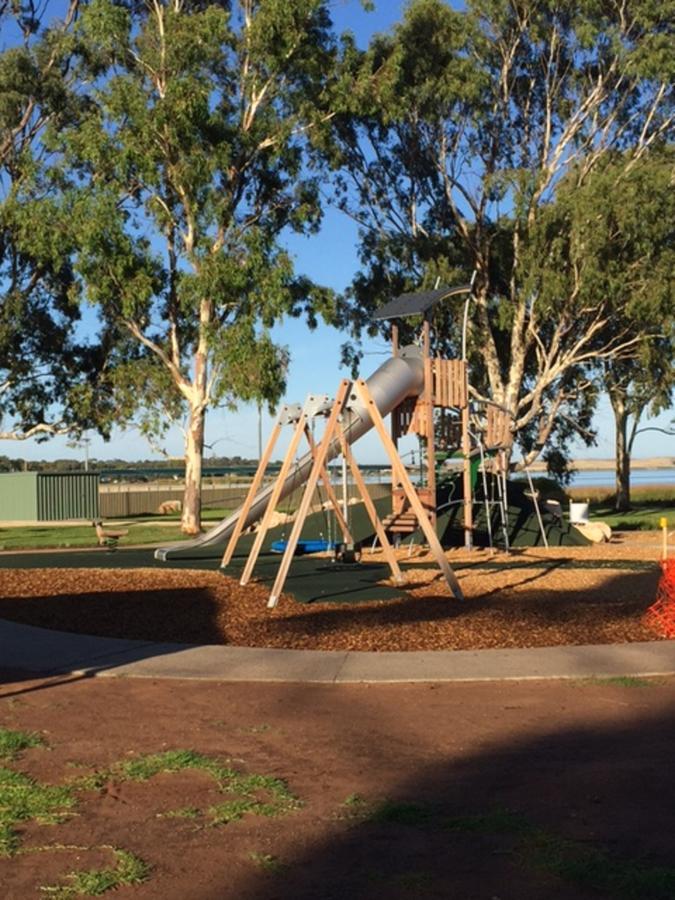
(36, 473), (100, 521)
(0, 473), (39, 520)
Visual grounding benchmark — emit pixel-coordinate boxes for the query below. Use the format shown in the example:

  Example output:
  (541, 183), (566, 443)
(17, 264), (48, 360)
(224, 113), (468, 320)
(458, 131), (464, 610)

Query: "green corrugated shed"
(0, 472), (100, 521)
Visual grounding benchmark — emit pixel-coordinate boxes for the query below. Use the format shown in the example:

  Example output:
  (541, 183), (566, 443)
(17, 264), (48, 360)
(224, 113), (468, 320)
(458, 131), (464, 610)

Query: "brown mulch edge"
(0, 539), (666, 651)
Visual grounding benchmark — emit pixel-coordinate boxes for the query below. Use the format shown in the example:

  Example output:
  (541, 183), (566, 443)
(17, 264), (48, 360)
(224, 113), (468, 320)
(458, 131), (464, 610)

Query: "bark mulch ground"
(0, 532), (665, 651)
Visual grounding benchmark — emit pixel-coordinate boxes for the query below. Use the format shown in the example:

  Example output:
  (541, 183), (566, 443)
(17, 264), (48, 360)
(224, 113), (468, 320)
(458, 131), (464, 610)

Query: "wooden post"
(336, 421), (405, 586)
(391, 322), (399, 357)
(268, 381), (352, 608)
(239, 410), (308, 587)
(353, 378), (464, 601)
(221, 416), (283, 568)
(422, 317), (436, 527)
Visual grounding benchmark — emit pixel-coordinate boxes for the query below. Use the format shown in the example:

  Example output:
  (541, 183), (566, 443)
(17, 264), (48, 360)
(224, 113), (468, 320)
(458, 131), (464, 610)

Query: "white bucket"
(569, 502), (590, 525)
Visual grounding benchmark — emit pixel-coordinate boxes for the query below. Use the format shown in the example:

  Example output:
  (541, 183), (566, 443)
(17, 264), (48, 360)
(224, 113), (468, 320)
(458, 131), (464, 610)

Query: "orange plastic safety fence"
(644, 559), (675, 638)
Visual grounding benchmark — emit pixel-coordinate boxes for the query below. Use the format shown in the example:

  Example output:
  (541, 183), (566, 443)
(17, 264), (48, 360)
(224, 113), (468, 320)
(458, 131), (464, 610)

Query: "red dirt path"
(1, 672), (675, 899)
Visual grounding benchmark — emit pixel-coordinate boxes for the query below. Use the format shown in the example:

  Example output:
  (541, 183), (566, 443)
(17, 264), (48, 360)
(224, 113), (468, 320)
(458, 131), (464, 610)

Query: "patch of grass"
(0, 768), (75, 857)
(575, 676), (658, 688)
(39, 847), (150, 898)
(209, 799), (286, 825)
(589, 501), (675, 532)
(157, 806), (201, 820)
(0, 727), (45, 761)
(73, 749), (301, 825)
(0, 522), (191, 551)
(525, 830), (675, 899)
(248, 852), (286, 872)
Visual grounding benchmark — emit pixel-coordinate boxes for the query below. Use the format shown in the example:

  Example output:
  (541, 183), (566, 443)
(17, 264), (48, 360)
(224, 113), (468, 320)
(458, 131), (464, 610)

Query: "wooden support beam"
(221, 417), (284, 568)
(239, 409), (308, 587)
(336, 421), (405, 587)
(353, 378), (464, 601)
(268, 381), (352, 609)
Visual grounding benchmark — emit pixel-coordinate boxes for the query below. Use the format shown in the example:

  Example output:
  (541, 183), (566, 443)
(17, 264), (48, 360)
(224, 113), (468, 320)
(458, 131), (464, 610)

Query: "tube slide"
(155, 345), (425, 561)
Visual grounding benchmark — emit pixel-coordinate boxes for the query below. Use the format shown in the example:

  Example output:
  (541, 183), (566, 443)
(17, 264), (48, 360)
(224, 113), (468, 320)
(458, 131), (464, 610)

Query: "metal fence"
(99, 479), (391, 519)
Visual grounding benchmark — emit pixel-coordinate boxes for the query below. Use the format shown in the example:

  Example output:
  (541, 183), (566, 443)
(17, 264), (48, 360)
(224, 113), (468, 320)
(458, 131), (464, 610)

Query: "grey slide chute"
(155, 346), (424, 561)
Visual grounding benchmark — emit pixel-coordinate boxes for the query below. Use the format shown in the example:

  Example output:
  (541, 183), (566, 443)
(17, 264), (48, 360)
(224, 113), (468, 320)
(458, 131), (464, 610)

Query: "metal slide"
(155, 345), (425, 561)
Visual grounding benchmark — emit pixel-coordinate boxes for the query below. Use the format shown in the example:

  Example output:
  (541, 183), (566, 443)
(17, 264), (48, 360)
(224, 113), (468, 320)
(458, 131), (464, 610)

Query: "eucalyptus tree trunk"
(181, 301), (211, 535)
(183, 405), (205, 535)
(611, 394), (631, 512)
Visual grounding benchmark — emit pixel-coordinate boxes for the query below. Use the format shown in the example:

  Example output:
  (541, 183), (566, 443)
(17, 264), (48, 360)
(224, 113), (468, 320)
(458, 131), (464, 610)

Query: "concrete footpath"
(2, 616), (675, 683)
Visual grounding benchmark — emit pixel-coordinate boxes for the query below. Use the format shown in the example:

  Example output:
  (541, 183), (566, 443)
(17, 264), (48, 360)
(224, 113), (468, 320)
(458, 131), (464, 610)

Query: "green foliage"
(0, 5), (121, 443)
(73, 749), (301, 824)
(0, 767), (75, 857)
(327, 0), (675, 477)
(62, 0), (339, 424)
(0, 521), (194, 551)
(40, 848), (150, 898)
(0, 727), (45, 761)
(590, 503), (675, 532)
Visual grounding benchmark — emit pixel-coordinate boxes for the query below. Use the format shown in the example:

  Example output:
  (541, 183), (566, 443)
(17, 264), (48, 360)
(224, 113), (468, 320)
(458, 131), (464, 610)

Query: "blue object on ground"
(270, 539), (333, 555)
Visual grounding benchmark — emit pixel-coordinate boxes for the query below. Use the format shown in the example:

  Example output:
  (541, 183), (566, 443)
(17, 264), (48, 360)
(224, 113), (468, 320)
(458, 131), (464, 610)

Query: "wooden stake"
(336, 421), (405, 586)
(353, 378), (464, 601)
(268, 381), (352, 608)
(239, 410), (308, 587)
(221, 416), (283, 568)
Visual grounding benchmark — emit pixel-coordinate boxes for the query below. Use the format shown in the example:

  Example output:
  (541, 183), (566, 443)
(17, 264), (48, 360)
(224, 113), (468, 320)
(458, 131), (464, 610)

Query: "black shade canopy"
(372, 284), (472, 321)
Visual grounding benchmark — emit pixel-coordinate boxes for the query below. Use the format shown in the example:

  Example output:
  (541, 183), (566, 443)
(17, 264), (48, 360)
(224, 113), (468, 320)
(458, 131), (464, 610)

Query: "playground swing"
(270, 421), (334, 556)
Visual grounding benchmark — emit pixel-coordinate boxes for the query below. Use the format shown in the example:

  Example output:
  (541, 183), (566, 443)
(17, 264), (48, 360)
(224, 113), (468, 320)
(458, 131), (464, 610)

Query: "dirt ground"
(1, 672), (675, 899)
(0, 532), (665, 650)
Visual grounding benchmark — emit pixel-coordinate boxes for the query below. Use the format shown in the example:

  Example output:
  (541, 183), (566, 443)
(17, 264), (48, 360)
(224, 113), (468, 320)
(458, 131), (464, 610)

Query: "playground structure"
(156, 285), (573, 602)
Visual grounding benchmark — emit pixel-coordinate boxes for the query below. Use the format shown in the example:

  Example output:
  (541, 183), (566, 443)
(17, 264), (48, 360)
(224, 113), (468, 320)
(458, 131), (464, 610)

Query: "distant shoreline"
(529, 457), (674, 472)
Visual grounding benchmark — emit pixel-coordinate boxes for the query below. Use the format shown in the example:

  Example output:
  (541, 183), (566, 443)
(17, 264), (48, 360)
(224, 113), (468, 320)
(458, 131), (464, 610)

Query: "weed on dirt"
(0, 769), (75, 857)
(248, 851), (286, 872)
(1, 743), (301, 896)
(574, 676), (662, 689)
(39, 846), (150, 898)
(0, 726), (45, 761)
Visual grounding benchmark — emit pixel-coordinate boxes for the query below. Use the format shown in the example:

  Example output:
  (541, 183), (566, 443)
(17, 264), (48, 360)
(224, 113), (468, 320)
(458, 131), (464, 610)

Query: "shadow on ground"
(233, 683), (675, 900)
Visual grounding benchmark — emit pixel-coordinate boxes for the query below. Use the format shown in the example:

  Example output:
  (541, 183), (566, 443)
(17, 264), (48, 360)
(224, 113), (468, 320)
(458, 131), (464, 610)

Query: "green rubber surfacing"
(0, 486), (593, 605)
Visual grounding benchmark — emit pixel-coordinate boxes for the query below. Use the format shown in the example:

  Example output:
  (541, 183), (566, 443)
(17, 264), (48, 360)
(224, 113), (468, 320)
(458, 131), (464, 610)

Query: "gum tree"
(327, 0), (674, 476)
(0, 0), (115, 443)
(528, 151), (674, 506)
(64, 0), (341, 533)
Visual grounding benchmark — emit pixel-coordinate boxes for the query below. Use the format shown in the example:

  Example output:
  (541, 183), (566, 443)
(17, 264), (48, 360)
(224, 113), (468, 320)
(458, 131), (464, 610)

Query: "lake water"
(567, 468), (675, 489)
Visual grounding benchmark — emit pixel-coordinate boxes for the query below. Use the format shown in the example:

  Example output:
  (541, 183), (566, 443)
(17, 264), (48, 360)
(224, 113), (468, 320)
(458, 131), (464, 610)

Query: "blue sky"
(5, 0), (673, 466)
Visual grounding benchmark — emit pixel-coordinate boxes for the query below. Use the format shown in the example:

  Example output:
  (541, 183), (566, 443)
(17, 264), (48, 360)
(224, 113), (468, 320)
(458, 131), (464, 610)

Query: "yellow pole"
(660, 516), (668, 560)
